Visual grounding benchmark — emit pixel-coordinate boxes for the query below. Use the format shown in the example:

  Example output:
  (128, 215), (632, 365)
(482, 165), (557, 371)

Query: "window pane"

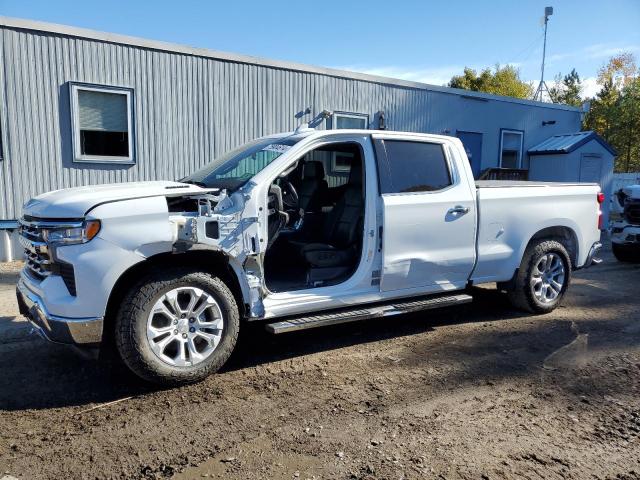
(182, 138), (299, 190)
(500, 131), (522, 168)
(382, 141), (452, 193)
(500, 150), (519, 169)
(332, 151), (353, 172)
(81, 131), (129, 157)
(76, 88), (130, 158)
(217, 149), (283, 179)
(78, 90), (128, 132)
(335, 115), (367, 129)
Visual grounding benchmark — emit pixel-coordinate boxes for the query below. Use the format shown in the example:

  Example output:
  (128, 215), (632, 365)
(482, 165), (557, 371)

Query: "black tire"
(612, 243), (640, 263)
(507, 239), (572, 314)
(115, 268), (240, 386)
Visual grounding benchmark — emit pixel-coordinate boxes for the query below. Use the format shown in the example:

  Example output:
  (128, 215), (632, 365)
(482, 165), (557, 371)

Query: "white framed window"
(70, 83), (134, 164)
(499, 129), (524, 169)
(331, 112), (368, 171)
(332, 112), (369, 130)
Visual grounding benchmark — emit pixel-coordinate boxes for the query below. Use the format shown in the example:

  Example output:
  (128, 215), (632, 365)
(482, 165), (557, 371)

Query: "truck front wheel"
(507, 240), (572, 314)
(115, 268), (240, 386)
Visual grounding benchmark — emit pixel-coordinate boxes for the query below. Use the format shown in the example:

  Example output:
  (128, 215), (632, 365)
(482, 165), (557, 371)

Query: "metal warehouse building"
(0, 16), (612, 259)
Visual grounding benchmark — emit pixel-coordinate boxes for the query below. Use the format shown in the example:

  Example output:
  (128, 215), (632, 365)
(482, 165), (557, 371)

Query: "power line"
(504, 31), (545, 67)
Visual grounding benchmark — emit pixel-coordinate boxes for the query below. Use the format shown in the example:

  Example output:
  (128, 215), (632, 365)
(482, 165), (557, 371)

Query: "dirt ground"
(0, 245), (639, 480)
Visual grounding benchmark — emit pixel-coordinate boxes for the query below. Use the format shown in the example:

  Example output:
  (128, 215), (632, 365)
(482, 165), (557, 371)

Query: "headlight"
(43, 220), (101, 245)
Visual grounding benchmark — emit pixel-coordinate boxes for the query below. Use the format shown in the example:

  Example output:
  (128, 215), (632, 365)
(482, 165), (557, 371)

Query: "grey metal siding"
(529, 140), (615, 224)
(0, 24), (582, 220)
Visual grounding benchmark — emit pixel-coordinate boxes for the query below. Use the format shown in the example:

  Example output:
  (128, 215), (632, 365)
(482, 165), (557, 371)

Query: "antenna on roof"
(533, 6), (553, 102)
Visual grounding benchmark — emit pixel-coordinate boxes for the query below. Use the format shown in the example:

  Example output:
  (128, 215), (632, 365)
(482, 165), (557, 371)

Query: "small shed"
(528, 131), (616, 226)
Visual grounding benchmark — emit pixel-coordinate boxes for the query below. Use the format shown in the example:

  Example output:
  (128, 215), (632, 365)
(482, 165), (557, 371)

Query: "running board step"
(265, 293), (472, 334)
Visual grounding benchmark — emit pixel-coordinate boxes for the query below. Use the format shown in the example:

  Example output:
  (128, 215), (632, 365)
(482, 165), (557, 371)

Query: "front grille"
(19, 224), (51, 281)
(624, 200), (640, 225)
(19, 217), (81, 296)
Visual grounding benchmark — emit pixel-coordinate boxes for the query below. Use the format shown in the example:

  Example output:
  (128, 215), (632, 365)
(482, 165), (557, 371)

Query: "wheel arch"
(526, 225), (579, 268)
(499, 225), (578, 291)
(102, 250), (249, 347)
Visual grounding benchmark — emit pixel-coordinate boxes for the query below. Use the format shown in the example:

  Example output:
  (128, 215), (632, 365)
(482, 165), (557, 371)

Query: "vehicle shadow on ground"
(226, 287), (526, 369)
(1, 284), (637, 412)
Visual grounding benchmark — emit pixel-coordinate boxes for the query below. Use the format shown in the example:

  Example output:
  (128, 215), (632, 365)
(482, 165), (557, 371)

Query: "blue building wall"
(0, 16), (582, 221)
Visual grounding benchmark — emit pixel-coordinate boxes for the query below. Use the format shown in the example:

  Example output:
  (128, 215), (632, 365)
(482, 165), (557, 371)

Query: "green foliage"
(448, 65), (533, 99)
(450, 55), (640, 172)
(549, 69), (583, 107)
(584, 54), (640, 172)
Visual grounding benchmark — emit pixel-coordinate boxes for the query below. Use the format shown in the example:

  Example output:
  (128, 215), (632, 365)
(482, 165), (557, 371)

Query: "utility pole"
(533, 6), (553, 102)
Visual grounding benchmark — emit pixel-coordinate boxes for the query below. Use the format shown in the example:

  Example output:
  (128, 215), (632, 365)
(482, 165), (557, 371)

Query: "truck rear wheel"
(507, 240), (571, 314)
(612, 243), (640, 263)
(115, 268), (239, 386)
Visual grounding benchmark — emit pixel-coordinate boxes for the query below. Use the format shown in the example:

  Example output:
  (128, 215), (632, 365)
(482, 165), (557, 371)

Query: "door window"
(377, 140), (452, 194)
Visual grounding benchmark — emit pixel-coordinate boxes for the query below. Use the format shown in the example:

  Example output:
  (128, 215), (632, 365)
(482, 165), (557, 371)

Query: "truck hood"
(22, 181), (209, 219)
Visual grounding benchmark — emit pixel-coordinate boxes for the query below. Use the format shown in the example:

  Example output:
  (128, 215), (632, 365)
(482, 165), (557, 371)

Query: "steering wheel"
(280, 179), (299, 210)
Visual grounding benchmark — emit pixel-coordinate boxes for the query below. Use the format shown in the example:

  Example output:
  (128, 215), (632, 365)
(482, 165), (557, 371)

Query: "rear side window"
(378, 140), (452, 194)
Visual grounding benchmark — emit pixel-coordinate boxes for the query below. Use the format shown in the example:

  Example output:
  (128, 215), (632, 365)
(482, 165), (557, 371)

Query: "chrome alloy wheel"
(146, 287), (224, 367)
(531, 253), (566, 303)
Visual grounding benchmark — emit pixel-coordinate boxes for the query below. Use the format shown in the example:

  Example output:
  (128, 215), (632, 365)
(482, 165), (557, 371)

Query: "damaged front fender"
(166, 184), (267, 318)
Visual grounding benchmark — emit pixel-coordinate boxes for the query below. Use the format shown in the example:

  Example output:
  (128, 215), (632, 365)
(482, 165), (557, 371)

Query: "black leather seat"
(301, 162), (364, 271)
(298, 161), (327, 212)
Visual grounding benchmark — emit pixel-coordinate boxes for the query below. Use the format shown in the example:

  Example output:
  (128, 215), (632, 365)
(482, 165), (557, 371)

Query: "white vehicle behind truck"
(611, 184), (640, 262)
(17, 128), (603, 385)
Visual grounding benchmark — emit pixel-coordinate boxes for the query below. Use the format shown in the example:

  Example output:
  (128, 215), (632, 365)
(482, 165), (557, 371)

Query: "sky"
(1, 0), (639, 98)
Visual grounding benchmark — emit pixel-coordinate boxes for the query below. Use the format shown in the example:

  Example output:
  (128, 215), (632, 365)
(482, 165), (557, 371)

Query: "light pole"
(533, 6), (553, 102)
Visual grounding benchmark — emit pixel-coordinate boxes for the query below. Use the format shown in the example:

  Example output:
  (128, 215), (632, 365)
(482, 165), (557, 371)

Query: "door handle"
(448, 205), (470, 215)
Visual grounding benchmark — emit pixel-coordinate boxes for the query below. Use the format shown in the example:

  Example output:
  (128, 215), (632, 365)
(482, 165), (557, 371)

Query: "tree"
(597, 52), (637, 90)
(616, 77), (640, 172)
(549, 68), (583, 107)
(584, 53), (640, 172)
(448, 65), (533, 99)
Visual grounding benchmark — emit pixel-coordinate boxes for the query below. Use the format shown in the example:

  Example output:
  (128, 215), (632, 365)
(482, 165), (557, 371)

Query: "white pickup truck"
(16, 128), (603, 385)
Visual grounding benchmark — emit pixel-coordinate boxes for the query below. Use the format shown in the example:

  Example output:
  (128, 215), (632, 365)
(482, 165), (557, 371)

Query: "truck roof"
(279, 127), (457, 142)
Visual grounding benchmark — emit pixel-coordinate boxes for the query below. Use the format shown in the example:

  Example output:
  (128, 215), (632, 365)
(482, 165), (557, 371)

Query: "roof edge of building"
(528, 130), (618, 156)
(0, 15), (582, 113)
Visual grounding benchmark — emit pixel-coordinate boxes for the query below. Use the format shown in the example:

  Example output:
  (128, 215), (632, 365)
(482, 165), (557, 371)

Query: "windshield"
(181, 137), (300, 190)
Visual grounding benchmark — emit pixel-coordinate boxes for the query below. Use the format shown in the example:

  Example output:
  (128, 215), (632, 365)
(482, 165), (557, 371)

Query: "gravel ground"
(0, 245), (639, 480)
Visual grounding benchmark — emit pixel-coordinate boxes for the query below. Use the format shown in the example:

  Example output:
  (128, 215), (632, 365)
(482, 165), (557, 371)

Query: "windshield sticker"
(262, 144), (291, 154)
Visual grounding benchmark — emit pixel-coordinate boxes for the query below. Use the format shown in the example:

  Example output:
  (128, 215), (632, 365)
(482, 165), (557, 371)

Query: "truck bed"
(471, 181), (601, 284)
(476, 180), (599, 188)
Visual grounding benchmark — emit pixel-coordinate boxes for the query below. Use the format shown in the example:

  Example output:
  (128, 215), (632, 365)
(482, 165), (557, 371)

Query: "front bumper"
(611, 223), (640, 245)
(16, 280), (103, 345)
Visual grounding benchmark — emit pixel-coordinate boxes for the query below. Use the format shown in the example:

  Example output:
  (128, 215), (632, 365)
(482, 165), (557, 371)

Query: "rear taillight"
(597, 192), (604, 229)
